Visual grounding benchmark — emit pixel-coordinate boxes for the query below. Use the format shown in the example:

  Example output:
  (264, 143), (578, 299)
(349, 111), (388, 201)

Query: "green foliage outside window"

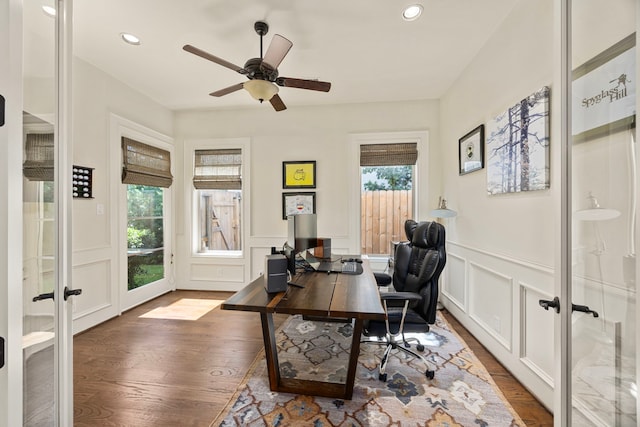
(362, 166), (412, 191)
(127, 185), (164, 290)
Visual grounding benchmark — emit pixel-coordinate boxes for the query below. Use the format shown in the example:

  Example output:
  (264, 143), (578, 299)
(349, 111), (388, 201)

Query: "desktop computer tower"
(264, 254), (288, 293)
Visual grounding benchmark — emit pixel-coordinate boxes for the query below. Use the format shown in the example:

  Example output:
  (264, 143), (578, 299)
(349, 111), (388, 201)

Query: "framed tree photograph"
(282, 192), (316, 219)
(486, 86), (550, 195)
(459, 125), (485, 175)
(283, 160), (316, 189)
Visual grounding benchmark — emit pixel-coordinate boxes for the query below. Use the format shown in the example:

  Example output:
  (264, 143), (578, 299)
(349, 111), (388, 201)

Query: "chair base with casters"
(363, 292), (436, 382)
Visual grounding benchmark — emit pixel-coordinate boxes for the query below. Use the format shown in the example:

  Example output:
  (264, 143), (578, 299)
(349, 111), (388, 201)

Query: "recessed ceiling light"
(402, 4), (423, 21)
(42, 5), (56, 17)
(120, 32), (141, 46)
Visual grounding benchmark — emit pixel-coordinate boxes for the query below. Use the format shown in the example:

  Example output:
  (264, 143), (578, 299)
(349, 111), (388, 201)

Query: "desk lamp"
(430, 197), (457, 219)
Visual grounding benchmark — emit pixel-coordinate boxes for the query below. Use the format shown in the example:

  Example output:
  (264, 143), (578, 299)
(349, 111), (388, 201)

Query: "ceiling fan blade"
(276, 77), (331, 92)
(270, 94), (287, 111)
(183, 44), (245, 73)
(262, 34), (293, 71)
(209, 82), (245, 97)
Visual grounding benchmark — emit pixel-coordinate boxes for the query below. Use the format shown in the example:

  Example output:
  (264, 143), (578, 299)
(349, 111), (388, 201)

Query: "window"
(127, 185), (165, 290)
(193, 149), (243, 254)
(360, 143), (417, 256)
(121, 137), (172, 291)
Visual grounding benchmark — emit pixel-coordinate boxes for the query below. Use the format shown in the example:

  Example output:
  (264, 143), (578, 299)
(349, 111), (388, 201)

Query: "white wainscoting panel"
(468, 261), (513, 350)
(519, 282), (554, 385)
(190, 262), (244, 283)
(441, 241), (555, 410)
(72, 259), (114, 319)
(443, 252), (466, 311)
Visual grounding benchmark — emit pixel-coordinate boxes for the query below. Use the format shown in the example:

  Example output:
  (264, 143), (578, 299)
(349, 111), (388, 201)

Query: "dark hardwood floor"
(74, 290), (552, 426)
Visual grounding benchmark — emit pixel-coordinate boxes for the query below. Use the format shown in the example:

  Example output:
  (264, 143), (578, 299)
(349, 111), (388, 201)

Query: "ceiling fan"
(183, 21), (331, 112)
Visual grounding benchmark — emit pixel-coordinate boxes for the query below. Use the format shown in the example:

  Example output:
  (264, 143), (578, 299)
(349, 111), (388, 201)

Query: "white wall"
(438, 0), (637, 411)
(71, 57), (174, 332)
(63, 0), (639, 415)
(173, 101), (441, 290)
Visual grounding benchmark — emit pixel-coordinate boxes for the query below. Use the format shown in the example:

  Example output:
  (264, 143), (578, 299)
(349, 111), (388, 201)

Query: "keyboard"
(314, 258), (363, 275)
(341, 261), (358, 273)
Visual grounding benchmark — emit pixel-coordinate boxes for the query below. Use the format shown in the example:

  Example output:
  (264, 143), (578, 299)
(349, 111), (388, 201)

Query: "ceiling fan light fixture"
(402, 4), (423, 21)
(243, 79), (278, 102)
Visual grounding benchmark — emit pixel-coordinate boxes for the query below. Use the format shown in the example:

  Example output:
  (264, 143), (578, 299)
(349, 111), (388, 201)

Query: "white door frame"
(0, 0), (25, 425)
(110, 114), (175, 312)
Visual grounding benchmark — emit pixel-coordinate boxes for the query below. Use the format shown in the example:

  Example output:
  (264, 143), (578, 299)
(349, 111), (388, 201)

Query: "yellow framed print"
(283, 160), (316, 189)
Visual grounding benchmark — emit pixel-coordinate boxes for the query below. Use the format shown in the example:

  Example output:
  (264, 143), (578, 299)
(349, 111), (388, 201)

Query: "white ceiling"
(30, 0), (519, 112)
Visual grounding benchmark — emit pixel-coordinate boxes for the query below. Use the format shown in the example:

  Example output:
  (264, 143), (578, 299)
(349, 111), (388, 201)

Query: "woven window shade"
(23, 133), (54, 181)
(360, 143), (418, 166)
(121, 137), (173, 188)
(193, 149), (242, 190)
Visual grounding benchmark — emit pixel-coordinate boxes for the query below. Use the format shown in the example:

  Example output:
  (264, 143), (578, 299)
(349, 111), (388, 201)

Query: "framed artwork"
(282, 192), (316, 220)
(283, 160), (316, 189)
(459, 125), (485, 175)
(572, 33), (635, 143)
(486, 86), (550, 195)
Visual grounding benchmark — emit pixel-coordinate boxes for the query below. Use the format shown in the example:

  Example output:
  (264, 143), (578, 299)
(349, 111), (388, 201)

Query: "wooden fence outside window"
(361, 190), (412, 255)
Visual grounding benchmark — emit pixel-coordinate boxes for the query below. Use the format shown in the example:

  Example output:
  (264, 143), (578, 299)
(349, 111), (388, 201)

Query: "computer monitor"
(284, 214), (317, 274)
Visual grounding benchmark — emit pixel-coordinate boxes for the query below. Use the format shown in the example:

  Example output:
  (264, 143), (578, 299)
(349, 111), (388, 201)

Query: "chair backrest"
(393, 220), (446, 324)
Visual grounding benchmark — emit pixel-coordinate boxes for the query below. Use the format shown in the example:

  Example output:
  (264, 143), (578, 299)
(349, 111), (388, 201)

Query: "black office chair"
(363, 220), (446, 382)
(373, 219), (418, 287)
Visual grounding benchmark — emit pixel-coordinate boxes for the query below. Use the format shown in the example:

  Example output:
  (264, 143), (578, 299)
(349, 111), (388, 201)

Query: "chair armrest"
(379, 292), (422, 303)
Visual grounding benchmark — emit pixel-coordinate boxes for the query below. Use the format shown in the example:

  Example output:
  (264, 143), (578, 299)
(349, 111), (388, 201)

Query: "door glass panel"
(571, 2), (637, 425)
(127, 185), (165, 290)
(23, 0), (57, 423)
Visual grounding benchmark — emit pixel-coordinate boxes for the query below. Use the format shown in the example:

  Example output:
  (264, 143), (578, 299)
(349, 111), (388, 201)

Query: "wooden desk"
(222, 259), (385, 399)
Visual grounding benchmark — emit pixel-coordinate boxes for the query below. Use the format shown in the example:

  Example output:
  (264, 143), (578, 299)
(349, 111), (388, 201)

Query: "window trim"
(110, 114), (175, 313)
(348, 131), (429, 256)
(185, 138), (250, 258)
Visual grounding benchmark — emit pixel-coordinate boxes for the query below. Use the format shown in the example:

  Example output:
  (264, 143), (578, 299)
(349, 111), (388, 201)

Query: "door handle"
(64, 286), (82, 301)
(538, 297), (599, 317)
(33, 287), (83, 302)
(539, 296), (560, 313)
(572, 303), (599, 318)
(33, 292), (54, 302)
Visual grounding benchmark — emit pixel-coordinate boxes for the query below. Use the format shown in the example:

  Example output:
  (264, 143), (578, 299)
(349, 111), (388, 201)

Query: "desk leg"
(260, 312), (281, 391)
(344, 319), (364, 400)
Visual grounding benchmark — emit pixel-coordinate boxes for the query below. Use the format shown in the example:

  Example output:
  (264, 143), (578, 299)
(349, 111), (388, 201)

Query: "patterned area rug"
(212, 312), (524, 426)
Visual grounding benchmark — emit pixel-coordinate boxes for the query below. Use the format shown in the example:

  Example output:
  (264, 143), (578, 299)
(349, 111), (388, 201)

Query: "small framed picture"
(282, 192), (316, 220)
(459, 125), (485, 175)
(283, 160), (316, 189)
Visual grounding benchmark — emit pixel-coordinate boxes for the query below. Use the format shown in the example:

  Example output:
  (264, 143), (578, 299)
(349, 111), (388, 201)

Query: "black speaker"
(264, 254), (288, 293)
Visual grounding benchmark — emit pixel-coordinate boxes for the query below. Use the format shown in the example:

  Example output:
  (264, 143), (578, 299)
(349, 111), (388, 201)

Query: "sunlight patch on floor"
(139, 298), (223, 320)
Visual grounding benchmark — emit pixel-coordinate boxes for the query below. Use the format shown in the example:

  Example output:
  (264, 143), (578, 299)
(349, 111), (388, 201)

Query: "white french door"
(0, 0), (25, 425)
(113, 117), (175, 312)
(1, 0), (75, 425)
(554, 0), (639, 425)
